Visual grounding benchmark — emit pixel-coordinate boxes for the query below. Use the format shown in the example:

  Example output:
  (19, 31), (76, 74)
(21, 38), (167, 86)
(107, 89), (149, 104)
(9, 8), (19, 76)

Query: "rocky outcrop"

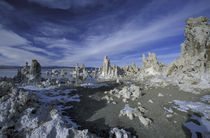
(14, 60), (42, 83)
(75, 63), (79, 74)
(109, 127), (135, 138)
(102, 56), (111, 76)
(0, 80), (137, 137)
(102, 85), (142, 103)
(123, 63), (139, 74)
(0, 81), (37, 137)
(29, 60), (41, 81)
(0, 81), (13, 97)
(183, 16), (209, 59)
(80, 64), (88, 76)
(80, 64), (85, 74)
(168, 17), (210, 74)
(29, 109), (97, 138)
(100, 56), (121, 79)
(119, 104), (152, 127)
(142, 52), (166, 75)
(165, 17), (210, 88)
(60, 69), (67, 76)
(160, 16), (210, 92)
(0, 83), (95, 137)
(72, 63), (88, 77)
(131, 63), (139, 73)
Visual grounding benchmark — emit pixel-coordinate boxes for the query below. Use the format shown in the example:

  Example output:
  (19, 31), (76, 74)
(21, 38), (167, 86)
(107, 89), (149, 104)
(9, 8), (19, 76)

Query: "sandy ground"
(65, 82), (210, 138)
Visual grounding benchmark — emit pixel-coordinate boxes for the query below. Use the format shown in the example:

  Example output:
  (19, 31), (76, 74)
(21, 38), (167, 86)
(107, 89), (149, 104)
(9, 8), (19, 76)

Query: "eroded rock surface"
(165, 16), (210, 92)
(142, 52), (166, 76)
(119, 104), (152, 127)
(102, 85), (142, 103)
(100, 56), (122, 79)
(14, 60), (41, 83)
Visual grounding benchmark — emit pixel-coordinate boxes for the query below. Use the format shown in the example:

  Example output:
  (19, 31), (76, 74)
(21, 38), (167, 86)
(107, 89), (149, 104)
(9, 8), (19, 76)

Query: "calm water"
(0, 68), (73, 78)
(0, 69), (18, 78)
(0, 68), (96, 83)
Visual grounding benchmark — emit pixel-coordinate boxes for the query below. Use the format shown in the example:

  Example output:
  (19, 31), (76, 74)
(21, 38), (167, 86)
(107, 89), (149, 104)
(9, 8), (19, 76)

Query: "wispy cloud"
(0, 0), (209, 67)
(0, 25), (28, 47)
(55, 0), (210, 66)
(0, 25), (55, 65)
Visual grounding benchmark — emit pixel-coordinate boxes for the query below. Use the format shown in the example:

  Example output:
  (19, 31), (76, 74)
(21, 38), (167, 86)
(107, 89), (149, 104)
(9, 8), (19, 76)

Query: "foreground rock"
(119, 104), (152, 127)
(103, 85), (142, 103)
(109, 127), (136, 138)
(0, 80), (93, 137)
(0, 79), (137, 138)
(0, 80), (37, 136)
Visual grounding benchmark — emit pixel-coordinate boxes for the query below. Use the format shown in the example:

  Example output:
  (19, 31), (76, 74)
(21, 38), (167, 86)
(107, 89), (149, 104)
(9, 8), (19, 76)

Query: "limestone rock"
(14, 60), (42, 83)
(52, 69), (59, 76)
(80, 64), (88, 76)
(103, 85), (141, 103)
(176, 16), (210, 73)
(109, 127), (134, 138)
(100, 56), (122, 79)
(102, 56), (111, 76)
(131, 63), (139, 73)
(60, 69), (67, 76)
(165, 16), (210, 92)
(75, 63), (79, 73)
(0, 82), (37, 136)
(122, 63), (139, 75)
(142, 52), (166, 75)
(119, 104), (152, 127)
(0, 81), (13, 97)
(29, 59), (41, 80)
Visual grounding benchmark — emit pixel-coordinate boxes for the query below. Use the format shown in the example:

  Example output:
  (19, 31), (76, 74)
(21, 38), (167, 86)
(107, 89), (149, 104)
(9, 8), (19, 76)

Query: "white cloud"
(0, 25), (56, 66)
(55, 0), (210, 66)
(0, 46), (52, 66)
(0, 0), (209, 67)
(0, 25), (28, 47)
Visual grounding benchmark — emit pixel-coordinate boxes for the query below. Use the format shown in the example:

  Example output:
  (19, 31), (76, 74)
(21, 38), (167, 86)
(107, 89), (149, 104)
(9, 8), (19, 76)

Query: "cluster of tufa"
(99, 16), (210, 92)
(100, 56), (121, 79)
(15, 60), (41, 83)
(167, 16), (210, 76)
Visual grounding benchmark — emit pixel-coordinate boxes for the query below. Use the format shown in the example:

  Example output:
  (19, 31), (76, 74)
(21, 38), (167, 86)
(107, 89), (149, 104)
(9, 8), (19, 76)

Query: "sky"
(0, 0), (209, 67)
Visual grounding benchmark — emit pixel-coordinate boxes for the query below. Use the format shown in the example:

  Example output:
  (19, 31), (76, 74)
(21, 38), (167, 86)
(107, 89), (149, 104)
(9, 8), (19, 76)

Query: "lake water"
(0, 69), (18, 78)
(0, 68), (97, 83)
(0, 68), (73, 78)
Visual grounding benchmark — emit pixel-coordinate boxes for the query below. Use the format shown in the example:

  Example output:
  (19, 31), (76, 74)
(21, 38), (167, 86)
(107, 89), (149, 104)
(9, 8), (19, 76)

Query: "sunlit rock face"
(141, 52), (166, 75)
(167, 16), (210, 76)
(122, 63), (139, 75)
(100, 56), (120, 79)
(102, 56), (111, 76)
(164, 16), (210, 92)
(183, 16), (209, 58)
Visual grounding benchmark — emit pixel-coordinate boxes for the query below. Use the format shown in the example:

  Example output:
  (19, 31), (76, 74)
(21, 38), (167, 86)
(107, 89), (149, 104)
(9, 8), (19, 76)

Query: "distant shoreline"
(0, 66), (96, 69)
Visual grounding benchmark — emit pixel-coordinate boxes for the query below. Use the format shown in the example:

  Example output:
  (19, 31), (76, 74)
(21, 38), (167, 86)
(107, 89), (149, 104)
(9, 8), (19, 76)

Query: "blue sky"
(0, 0), (209, 67)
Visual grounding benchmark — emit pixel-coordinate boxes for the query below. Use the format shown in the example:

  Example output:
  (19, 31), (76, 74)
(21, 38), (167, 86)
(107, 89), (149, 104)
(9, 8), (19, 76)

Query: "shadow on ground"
(64, 85), (118, 137)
